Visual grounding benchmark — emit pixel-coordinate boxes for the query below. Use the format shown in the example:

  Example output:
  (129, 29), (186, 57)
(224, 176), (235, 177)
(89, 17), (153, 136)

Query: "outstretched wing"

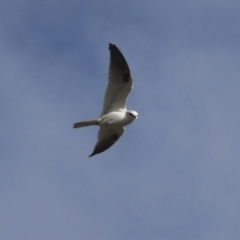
(89, 126), (124, 157)
(101, 43), (133, 115)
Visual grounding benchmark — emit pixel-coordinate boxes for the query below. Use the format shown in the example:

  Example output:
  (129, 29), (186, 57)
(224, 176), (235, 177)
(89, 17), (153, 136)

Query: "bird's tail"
(73, 119), (99, 128)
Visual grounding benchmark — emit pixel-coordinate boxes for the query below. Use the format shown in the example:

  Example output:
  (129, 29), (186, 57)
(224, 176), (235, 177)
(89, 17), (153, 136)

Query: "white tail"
(73, 119), (99, 128)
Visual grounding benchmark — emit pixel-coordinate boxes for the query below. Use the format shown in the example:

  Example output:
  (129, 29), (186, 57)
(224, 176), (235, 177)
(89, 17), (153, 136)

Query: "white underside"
(99, 110), (134, 127)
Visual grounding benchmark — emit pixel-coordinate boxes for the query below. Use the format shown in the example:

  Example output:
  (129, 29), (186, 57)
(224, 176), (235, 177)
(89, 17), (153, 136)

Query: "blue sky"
(1, 0), (240, 239)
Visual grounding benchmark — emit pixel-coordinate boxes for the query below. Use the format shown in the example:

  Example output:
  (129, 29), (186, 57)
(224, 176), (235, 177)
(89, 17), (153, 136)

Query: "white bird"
(73, 43), (138, 157)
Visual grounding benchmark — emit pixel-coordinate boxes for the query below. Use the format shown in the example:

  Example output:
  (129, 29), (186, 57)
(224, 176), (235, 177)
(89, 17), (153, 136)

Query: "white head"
(127, 110), (138, 120)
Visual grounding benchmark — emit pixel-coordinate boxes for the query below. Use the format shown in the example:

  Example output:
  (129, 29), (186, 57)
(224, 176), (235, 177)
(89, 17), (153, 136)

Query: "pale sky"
(1, 1), (240, 239)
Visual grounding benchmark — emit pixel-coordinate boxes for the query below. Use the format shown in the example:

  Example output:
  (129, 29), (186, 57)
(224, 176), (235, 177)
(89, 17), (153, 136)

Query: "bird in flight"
(73, 43), (138, 157)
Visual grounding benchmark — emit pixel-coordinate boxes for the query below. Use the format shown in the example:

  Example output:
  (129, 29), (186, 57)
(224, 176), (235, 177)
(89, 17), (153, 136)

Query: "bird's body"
(73, 43), (138, 157)
(99, 110), (137, 126)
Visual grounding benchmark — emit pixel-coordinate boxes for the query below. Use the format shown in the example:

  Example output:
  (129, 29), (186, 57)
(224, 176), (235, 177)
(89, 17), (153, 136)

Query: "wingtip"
(108, 43), (114, 49)
(88, 152), (95, 158)
(89, 148), (100, 157)
(109, 43), (118, 50)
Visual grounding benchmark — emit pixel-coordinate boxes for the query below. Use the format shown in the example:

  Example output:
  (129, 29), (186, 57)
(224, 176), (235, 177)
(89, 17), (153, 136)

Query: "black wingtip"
(109, 43), (120, 51)
(108, 43), (129, 69)
(108, 43), (115, 50)
(88, 152), (96, 158)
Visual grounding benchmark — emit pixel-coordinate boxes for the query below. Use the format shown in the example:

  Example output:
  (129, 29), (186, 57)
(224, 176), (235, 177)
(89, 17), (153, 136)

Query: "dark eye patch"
(128, 112), (136, 118)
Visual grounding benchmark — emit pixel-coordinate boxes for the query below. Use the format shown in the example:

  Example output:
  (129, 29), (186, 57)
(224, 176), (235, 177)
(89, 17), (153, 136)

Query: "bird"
(73, 43), (138, 157)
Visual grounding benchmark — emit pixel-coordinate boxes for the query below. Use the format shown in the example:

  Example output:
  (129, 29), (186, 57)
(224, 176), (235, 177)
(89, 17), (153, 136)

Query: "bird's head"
(127, 110), (138, 120)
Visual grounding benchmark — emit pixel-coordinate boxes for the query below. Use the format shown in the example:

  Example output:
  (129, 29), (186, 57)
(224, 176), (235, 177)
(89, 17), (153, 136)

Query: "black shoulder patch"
(123, 71), (130, 82)
(112, 134), (119, 140)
